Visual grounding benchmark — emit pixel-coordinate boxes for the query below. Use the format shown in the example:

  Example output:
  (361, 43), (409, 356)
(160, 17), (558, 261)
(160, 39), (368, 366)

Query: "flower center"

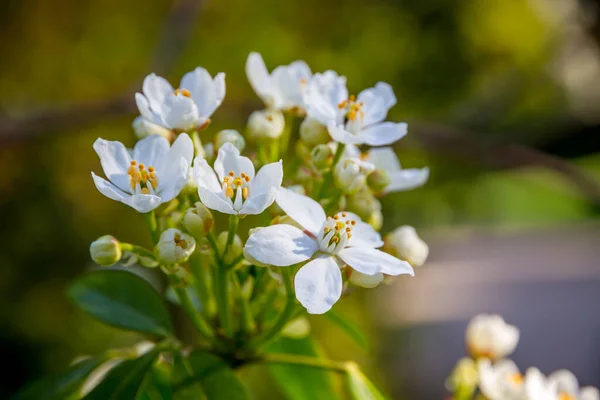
(173, 88), (192, 98)
(559, 394), (576, 400)
(222, 170), (251, 211)
(508, 373), (523, 386)
(337, 95), (364, 122)
(127, 160), (159, 195)
(318, 212), (356, 254)
(173, 233), (189, 249)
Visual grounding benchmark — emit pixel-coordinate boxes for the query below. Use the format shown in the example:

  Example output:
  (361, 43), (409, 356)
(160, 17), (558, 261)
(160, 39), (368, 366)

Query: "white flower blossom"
(466, 314), (520, 360)
(548, 370), (599, 400)
(92, 134), (193, 213)
(135, 68), (225, 131)
(193, 143), (282, 216)
(304, 73), (406, 146)
(243, 187), (414, 314)
(384, 225), (429, 268)
(478, 359), (558, 400)
(246, 52), (311, 112)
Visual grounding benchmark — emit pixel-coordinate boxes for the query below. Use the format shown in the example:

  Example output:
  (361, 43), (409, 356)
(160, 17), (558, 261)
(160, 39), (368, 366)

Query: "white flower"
(304, 74), (406, 146)
(334, 157), (375, 194)
(479, 359), (558, 400)
(246, 52), (312, 112)
(135, 68), (225, 131)
(193, 143), (283, 216)
(548, 370), (599, 400)
(92, 134), (193, 213)
(466, 314), (520, 360)
(243, 187), (414, 314)
(362, 147), (429, 193)
(384, 225), (429, 268)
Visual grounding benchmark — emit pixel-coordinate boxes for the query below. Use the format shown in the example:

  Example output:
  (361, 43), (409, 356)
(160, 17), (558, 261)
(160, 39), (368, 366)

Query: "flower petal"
(548, 370), (579, 395)
(91, 172), (127, 202)
(358, 82), (396, 126)
(246, 52), (274, 106)
(341, 212), (383, 248)
(581, 387), (600, 400)
(365, 147), (401, 172)
(214, 142), (255, 182)
(93, 138), (132, 192)
(385, 167), (429, 193)
(239, 160), (282, 215)
(121, 193), (162, 213)
(132, 134), (170, 167)
(349, 270), (384, 288)
(328, 122), (364, 145)
(244, 224), (318, 266)
(338, 247), (414, 276)
(156, 132), (194, 178)
(275, 187), (326, 235)
(142, 73), (174, 114)
(157, 157), (189, 203)
(162, 94), (200, 130)
(294, 255), (342, 314)
(135, 93), (164, 126)
(193, 157), (235, 214)
(180, 67), (225, 118)
(359, 122), (407, 146)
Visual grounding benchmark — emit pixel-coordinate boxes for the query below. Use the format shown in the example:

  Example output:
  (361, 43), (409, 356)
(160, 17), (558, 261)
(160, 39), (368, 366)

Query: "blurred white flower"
(244, 187), (413, 314)
(466, 314), (520, 360)
(362, 147), (429, 194)
(132, 115), (174, 140)
(193, 143), (282, 216)
(479, 359), (558, 400)
(384, 225), (429, 268)
(548, 370), (599, 400)
(92, 134), (193, 213)
(135, 68), (225, 131)
(246, 52), (311, 112)
(246, 109), (285, 140)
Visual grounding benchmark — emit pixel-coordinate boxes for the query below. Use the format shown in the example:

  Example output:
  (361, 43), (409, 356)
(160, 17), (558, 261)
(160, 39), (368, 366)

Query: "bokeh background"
(2, 0), (600, 398)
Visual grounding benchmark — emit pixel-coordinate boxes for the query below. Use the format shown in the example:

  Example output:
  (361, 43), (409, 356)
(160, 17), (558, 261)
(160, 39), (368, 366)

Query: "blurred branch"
(0, 0), (205, 143)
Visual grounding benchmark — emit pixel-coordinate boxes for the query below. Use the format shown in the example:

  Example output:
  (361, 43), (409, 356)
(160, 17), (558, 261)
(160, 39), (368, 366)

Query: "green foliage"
(68, 269), (173, 337)
(323, 309), (370, 352)
(345, 363), (390, 400)
(137, 361), (173, 400)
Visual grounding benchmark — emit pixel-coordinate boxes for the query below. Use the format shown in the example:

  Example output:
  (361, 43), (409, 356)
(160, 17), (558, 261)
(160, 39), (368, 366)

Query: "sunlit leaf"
(136, 361), (173, 400)
(324, 309), (370, 351)
(346, 363), (389, 400)
(68, 269), (173, 337)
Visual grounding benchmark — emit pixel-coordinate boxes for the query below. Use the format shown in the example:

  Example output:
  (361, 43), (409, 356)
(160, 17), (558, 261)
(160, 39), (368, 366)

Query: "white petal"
(162, 94), (200, 130)
(239, 192), (275, 215)
(359, 122), (407, 146)
(365, 147), (401, 172)
(198, 187), (236, 214)
(132, 134), (170, 167)
(121, 193), (162, 213)
(156, 133), (194, 178)
(93, 138), (132, 192)
(271, 66), (299, 109)
(342, 213), (383, 248)
(142, 73), (173, 114)
(214, 142), (255, 182)
(548, 370), (579, 395)
(157, 157), (189, 203)
(349, 270), (384, 288)
(327, 122), (364, 145)
(294, 255), (342, 314)
(180, 67), (225, 118)
(385, 167), (429, 194)
(581, 387), (600, 400)
(244, 224), (318, 266)
(338, 247), (414, 276)
(246, 52), (274, 106)
(135, 93), (164, 126)
(239, 160), (282, 215)
(91, 172), (127, 202)
(193, 157), (235, 214)
(358, 82), (396, 126)
(209, 72), (226, 116)
(275, 187), (326, 235)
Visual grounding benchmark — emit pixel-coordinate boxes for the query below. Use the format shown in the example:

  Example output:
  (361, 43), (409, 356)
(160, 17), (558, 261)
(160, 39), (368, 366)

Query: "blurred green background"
(2, 0), (600, 398)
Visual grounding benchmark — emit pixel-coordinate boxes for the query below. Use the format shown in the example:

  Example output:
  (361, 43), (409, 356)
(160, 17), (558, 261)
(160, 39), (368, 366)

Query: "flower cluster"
(446, 314), (599, 400)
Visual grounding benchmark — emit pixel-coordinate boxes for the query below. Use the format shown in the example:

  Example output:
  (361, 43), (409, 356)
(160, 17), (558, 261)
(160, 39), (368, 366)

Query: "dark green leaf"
(12, 357), (103, 400)
(68, 269), (173, 337)
(136, 361), (173, 400)
(324, 309), (370, 351)
(267, 337), (340, 400)
(346, 363), (389, 400)
(85, 346), (161, 400)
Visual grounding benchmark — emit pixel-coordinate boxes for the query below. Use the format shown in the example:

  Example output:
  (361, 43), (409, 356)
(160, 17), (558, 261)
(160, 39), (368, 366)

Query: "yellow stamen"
(148, 166), (155, 173)
(333, 215), (339, 220)
(242, 187), (249, 199)
(229, 171), (235, 177)
(332, 237), (339, 243)
(141, 187), (150, 194)
(559, 394), (576, 400)
(509, 373), (523, 385)
(244, 176), (250, 182)
(233, 177), (243, 187)
(342, 212), (347, 217)
(347, 233), (352, 239)
(346, 227), (351, 233)
(138, 163), (145, 170)
(324, 227), (330, 233)
(335, 221), (345, 230)
(350, 220), (356, 225)
(173, 88), (192, 98)
(225, 186), (234, 198)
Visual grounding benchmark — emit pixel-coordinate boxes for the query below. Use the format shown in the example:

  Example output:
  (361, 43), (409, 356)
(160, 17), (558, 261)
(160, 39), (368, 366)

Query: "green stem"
(319, 143), (345, 198)
(259, 353), (349, 374)
(269, 140), (280, 163)
(119, 243), (155, 260)
(189, 252), (214, 317)
(224, 215), (239, 256)
(226, 253), (245, 270)
(233, 273), (255, 335)
(145, 211), (160, 244)
(216, 265), (233, 339)
(206, 231), (221, 262)
(169, 275), (215, 340)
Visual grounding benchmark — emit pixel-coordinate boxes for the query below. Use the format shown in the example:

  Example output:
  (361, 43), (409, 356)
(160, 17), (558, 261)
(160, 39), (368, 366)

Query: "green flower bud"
(214, 129), (245, 153)
(90, 235), (122, 266)
(311, 144), (333, 169)
(367, 169), (391, 193)
(367, 209), (383, 231)
(182, 202), (214, 239)
(132, 116), (174, 141)
(445, 358), (478, 397)
(155, 228), (195, 265)
(334, 159), (373, 194)
(299, 117), (330, 146)
(247, 109), (285, 141)
(347, 190), (381, 221)
(217, 232), (243, 265)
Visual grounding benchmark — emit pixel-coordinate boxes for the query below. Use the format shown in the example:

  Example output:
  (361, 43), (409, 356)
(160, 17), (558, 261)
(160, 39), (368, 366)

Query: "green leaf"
(68, 269), (173, 337)
(85, 347), (162, 400)
(324, 309), (370, 351)
(12, 357), (103, 400)
(346, 363), (389, 400)
(267, 337), (340, 400)
(173, 350), (250, 400)
(136, 361), (173, 400)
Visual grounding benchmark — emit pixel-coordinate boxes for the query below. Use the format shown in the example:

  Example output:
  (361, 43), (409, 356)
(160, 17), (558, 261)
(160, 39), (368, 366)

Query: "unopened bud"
(90, 235), (122, 266)
(247, 109), (285, 141)
(214, 129), (245, 153)
(217, 232), (243, 265)
(311, 144), (333, 169)
(155, 228), (195, 265)
(347, 190), (381, 221)
(367, 169), (391, 193)
(367, 209), (383, 231)
(334, 158), (374, 194)
(349, 270), (384, 288)
(299, 117), (330, 146)
(132, 116), (174, 141)
(183, 202), (214, 239)
(445, 358), (478, 395)
(383, 226), (429, 267)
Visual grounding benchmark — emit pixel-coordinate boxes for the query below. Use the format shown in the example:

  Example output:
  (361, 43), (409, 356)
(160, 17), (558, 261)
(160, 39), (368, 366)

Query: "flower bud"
(367, 209), (383, 231)
(299, 117), (330, 146)
(90, 235), (122, 266)
(214, 129), (245, 153)
(247, 109), (285, 141)
(334, 158), (374, 194)
(295, 140), (312, 161)
(311, 144), (333, 169)
(282, 316), (311, 338)
(349, 270), (384, 288)
(132, 116), (174, 141)
(217, 232), (243, 265)
(367, 169), (391, 193)
(155, 228), (195, 265)
(347, 190), (381, 221)
(383, 226), (429, 267)
(465, 314), (519, 360)
(445, 358), (478, 395)
(182, 202), (214, 239)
